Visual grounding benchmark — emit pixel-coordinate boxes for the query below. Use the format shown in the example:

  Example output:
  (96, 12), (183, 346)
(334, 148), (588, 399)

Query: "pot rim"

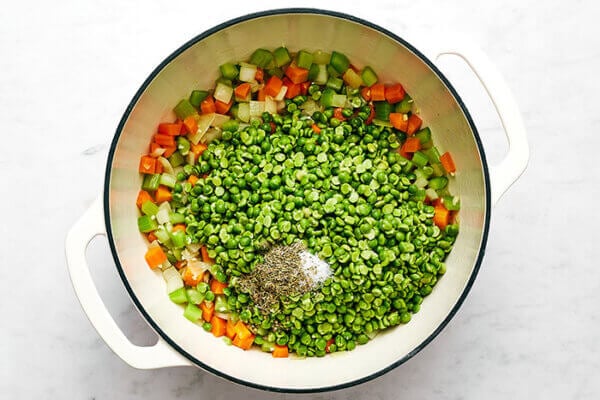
(103, 7), (491, 393)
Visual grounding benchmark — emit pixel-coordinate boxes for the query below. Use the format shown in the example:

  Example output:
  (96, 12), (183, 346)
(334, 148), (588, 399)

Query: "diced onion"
(186, 151), (196, 166)
(331, 94), (347, 108)
(273, 85), (288, 101)
(249, 100), (265, 117)
(315, 64), (328, 85)
(214, 312), (230, 320)
(265, 96), (278, 115)
(239, 62), (258, 82)
(211, 113), (231, 127)
(237, 102), (250, 122)
(163, 267), (183, 293)
(157, 156), (174, 175)
(425, 188), (439, 200)
(300, 98), (321, 115)
(213, 82), (233, 104)
(202, 127), (222, 144)
(150, 147), (165, 157)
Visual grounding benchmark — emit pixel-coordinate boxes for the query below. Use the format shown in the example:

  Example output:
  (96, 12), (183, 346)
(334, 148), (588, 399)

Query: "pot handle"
(65, 197), (192, 369)
(422, 37), (529, 205)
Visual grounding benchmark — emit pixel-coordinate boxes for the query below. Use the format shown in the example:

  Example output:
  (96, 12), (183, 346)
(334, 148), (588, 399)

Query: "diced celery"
(423, 146), (441, 164)
(273, 46), (292, 67)
(267, 67), (284, 78)
(326, 76), (344, 92)
(221, 119), (239, 133)
(173, 99), (197, 120)
(141, 174), (161, 192)
(177, 136), (190, 156)
(249, 48), (273, 68)
(169, 230), (186, 249)
(415, 127), (432, 144)
(183, 303), (203, 322)
(169, 212), (185, 224)
(429, 176), (449, 190)
(308, 63), (319, 81)
(296, 50), (314, 69)
(219, 62), (239, 80)
(168, 151), (185, 168)
(186, 288), (205, 305)
(137, 215), (157, 233)
(189, 90), (208, 108)
(443, 195), (461, 211)
(159, 173), (176, 188)
(320, 88), (335, 107)
(412, 152), (429, 168)
(361, 66), (378, 87)
(315, 64), (328, 85)
(154, 226), (171, 244)
(395, 94), (413, 113)
(431, 162), (445, 177)
(374, 101), (392, 121)
(330, 51), (350, 73)
(327, 64), (340, 78)
(169, 287), (188, 304)
(312, 50), (331, 64)
(141, 200), (159, 216)
(214, 295), (229, 313)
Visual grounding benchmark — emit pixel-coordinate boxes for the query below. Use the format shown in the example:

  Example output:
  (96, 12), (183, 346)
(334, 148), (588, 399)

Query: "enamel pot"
(66, 9), (528, 392)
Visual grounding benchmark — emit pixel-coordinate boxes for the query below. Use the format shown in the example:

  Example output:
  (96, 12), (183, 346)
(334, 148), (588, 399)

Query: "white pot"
(66, 9), (528, 392)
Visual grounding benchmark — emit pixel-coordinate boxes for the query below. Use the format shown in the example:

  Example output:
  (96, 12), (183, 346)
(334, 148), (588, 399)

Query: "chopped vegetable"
(145, 246), (166, 269)
(440, 152), (456, 174)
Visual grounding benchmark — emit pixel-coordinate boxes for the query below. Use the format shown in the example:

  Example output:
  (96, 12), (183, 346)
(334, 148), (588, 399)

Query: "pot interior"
(105, 10), (489, 391)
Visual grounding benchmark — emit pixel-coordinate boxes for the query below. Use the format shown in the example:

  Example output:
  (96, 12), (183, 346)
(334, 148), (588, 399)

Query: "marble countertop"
(2, 0), (599, 398)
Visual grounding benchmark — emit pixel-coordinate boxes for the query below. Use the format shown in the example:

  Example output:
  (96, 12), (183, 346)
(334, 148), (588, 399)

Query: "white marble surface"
(2, 0), (599, 398)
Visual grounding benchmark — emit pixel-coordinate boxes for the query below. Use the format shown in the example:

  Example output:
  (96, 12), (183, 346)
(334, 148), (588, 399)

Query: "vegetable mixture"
(136, 47), (460, 358)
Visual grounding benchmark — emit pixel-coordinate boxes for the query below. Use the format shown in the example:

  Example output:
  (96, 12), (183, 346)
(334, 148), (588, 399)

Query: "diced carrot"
(370, 83), (386, 101)
(182, 116), (198, 135)
(255, 67), (264, 82)
(187, 175), (199, 186)
(210, 279), (228, 295)
(269, 121), (276, 133)
(182, 264), (205, 286)
(154, 161), (163, 174)
(264, 75), (283, 97)
(210, 316), (227, 337)
(284, 64), (309, 84)
(154, 134), (175, 147)
(325, 338), (335, 353)
(155, 186), (172, 203)
(365, 103), (375, 125)
(136, 190), (153, 208)
(312, 124), (321, 134)
(400, 137), (421, 154)
(138, 155), (156, 174)
(147, 232), (158, 243)
(200, 96), (216, 114)
(232, 333), (255, 350)
(385, 83), (406, 104)
(333, 107), (346, 121)
(191, 143), (208, 160)
(440, 152), (456, 174)
(162, 145), (177, 158)
(174, 260), (185, 270)
(158, 122), (183, 136)
(172, 224), (186, 233)
(257, 87), (266, 101)
(226, 319), (237, 339)
(234, 320), (252, 340)
(215, 99), (233, 115)
(283, 77), (301, 99)
(360, 86), (371, 101)
(201, 245), (213, 264)
(299, 81), (310, 96)
(272, 345), (289, 358)
(200, 301), (214, 322)
(406, 114), (422, 135)
(144, 246), (166, 269)
(433, 204), (450, 230)
(389, 113), (409, 132)
(234, 82), (251, 99)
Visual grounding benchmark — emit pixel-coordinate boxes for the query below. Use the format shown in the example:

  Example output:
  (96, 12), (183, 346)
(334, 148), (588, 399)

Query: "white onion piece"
(186, 243), (201, 254)
(276, 100), (286, 111)
(158, 201), (171, 213)
(300, 98), (321, 115)
(273, 85), (288, 101)
(163, 267), (183, 293)
(425, 188), (439, 200)
(315, 64), (328, 85)
(187, 259), (210, 273)
(202, 127), (222, 144)
(214, 312), (230, 320)
(237, 102), (250, 123)
(239, 62), (257, 82)
(186, 151), (196, 166)
(249, 100), (265, 117)
(150, 147), (166, 157)
(213, 82), (233, 104)
(331, 94), (347, 108)
(156, 208), (170, 225)
(265, 96), (278, 114)
(211, 113), (230, 127)
(157, 156), (174, 174)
